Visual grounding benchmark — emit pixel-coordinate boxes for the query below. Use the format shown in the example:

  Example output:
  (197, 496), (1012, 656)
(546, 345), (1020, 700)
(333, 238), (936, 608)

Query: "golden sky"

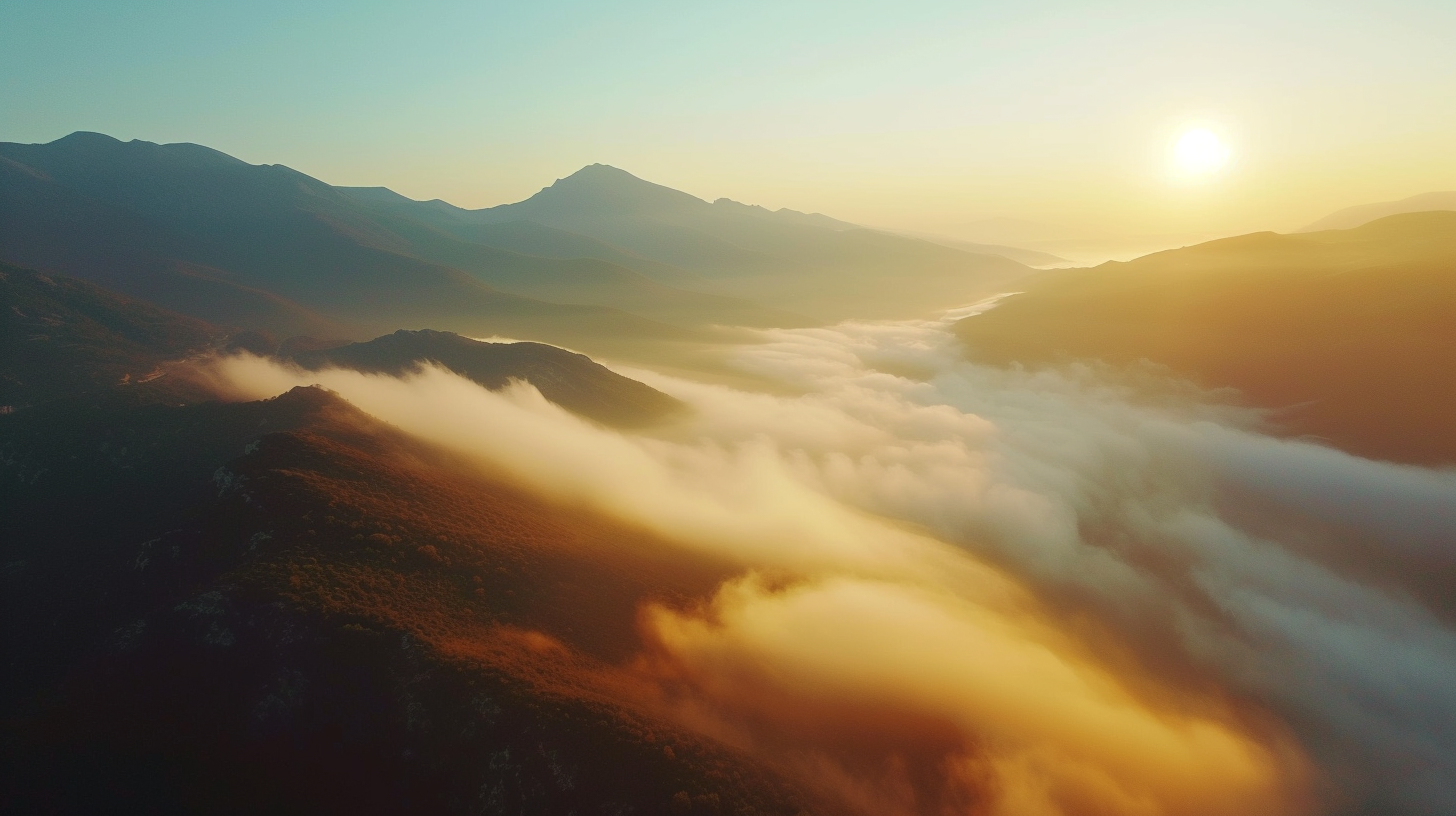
(5, 1), (1454, 241)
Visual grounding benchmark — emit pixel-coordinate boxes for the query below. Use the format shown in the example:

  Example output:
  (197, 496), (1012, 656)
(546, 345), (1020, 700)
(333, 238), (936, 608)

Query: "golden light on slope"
(1173, 127), (1231, 178)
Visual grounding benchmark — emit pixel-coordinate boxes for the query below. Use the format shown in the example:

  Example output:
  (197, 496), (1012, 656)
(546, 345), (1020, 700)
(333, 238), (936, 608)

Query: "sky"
(3, 0), (1455, 241)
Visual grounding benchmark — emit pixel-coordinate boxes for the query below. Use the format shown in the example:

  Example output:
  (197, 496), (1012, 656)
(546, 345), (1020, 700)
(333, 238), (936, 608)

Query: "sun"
(1172, 127), (1230, 178)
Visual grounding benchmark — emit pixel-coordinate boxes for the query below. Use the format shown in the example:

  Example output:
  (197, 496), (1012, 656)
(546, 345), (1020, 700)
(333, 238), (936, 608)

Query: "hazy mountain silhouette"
(291, 329), (683, 427)
(891, 230), (1069, 266)
(954, 211), (1456, 465)
(341, 164), (1036, 319)
(0, 152), (348, 338)
(336, 194), (708, 286)
(0, 134), (796, 348)
(1298, 191), (1456, 232)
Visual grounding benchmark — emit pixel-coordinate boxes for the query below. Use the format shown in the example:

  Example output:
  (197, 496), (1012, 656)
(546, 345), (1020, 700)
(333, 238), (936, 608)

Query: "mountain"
(892, 231), (1069, 267)
(290, 329), (683, 428)
(0, 261), (229, 409)
(953, 211), (1456, 465)
(0, 152), (349, 339)
(340, 164), (1036, 320)
(0, 385), (840, 815)
(354, 211), (813, 330)
(0, 257), (843, 812)
(1298, 191), (1456, 232)
(334, 196), (709, 288)
(0, 133), (792, 348)
(0, 258), (682, 427)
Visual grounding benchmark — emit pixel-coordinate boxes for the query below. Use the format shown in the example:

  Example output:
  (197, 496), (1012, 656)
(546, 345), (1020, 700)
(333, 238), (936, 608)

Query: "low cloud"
(208, 318), (1456, 816)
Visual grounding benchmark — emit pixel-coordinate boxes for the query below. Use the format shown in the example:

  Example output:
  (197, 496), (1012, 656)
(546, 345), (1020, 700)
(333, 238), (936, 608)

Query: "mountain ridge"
(953, 211), (1456, 465)
(0, 133), (746, 348)
(341, 161), (1037, 319)
(1298, 190), (1456, 232)
(290, 329), (684, 428)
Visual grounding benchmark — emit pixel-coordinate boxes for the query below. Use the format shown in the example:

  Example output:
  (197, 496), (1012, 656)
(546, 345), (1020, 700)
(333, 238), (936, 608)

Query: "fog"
(211, 315), (1456, 816)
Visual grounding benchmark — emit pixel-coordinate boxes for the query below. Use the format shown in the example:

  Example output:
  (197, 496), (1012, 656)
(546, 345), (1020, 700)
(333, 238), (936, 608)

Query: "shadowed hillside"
(0, 386), (841, 816)
(0, 260), (685, 428)
(954, 212), (1456, 465)
(0, 154), (348, 339)
(0, 262), (232, 408)
(291, 329), (684, 428)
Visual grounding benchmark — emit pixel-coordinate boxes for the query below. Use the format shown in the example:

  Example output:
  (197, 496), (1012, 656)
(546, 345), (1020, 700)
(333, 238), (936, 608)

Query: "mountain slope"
(0, 134), (712, 347)
(355, 208), (814, 328)
(1299, 191), (1456, 232)
(0, 154), (348, 339)
(953, 212), (1456, 465)
(0, 262), (230, 408)
(291, 329), (684, 427)
(0, 386), (842, 815)
(345, 164), (1036, 319)
(333, 199), (709, 288)
(0, 261), (689, 430)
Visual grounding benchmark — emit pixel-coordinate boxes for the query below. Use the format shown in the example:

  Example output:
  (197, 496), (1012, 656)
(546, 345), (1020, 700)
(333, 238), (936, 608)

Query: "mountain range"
(1, 133), (1040, 355)
(342, 164), (1034, 319)
(1298, 190), (1456, 232)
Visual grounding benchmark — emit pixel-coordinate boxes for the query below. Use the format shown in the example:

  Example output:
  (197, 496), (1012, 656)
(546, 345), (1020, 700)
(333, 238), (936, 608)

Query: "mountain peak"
(511, 164), (705, 215)
(55, 130), (124, 146)
(562, 162), (635, 179)
(16, 131), (249, 170)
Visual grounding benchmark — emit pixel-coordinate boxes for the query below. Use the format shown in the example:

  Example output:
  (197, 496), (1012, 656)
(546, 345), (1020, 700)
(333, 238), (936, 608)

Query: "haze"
(4, 0), (1455, 244)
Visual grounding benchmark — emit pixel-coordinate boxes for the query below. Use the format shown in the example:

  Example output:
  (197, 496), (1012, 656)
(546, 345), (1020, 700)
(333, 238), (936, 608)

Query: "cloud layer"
(211, 318), (1456, 816)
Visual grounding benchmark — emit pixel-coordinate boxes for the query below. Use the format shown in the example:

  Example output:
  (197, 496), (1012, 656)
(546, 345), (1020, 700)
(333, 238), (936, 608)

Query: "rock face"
(290, 329), (685, 428)
(0, 386), (835, 815)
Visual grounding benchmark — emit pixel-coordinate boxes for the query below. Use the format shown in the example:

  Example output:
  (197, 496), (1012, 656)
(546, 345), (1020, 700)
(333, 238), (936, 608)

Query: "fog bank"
(211, 318), (1456, 815)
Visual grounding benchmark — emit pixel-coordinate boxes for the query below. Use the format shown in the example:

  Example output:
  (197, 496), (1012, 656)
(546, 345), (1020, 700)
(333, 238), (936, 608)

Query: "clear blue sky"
(4, 0), (1454, 238)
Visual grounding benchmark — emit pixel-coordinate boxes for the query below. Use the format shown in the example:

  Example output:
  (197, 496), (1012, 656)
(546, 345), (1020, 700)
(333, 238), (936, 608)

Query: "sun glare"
(1172, 127), (1230, 178)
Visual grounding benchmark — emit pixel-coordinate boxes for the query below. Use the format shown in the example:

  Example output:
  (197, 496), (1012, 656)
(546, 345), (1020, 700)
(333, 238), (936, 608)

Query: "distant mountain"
(935, 216), (1099, 245)
(340, 165), (1036, 320)
(291, 329), (683, 427)
(891, 230), (1069, 267)
(0, 151), (348, 339)
(0, 133), (793, 348)
(953, 212), (1456, 465)
(0, 385), (838, 815)
(333, 198), (708, 287)
(1298, 191), (1456, 232)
